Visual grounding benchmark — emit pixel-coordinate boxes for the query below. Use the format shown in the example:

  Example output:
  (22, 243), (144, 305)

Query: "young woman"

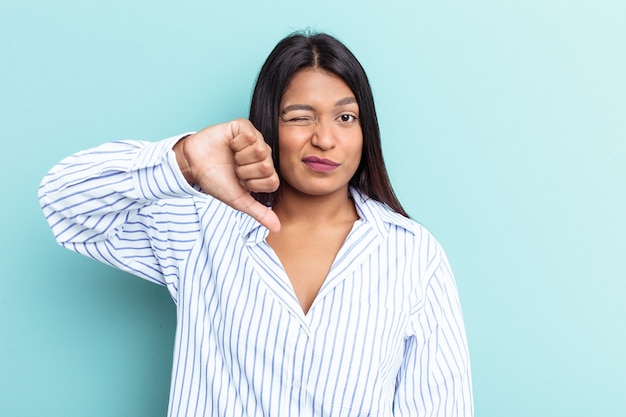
(40, 32), (473, 416)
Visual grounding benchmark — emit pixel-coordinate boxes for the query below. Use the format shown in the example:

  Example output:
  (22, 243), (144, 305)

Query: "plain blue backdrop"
(2, 0), (625, 415)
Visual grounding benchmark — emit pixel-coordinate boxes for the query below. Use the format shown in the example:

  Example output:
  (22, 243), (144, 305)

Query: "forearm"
(39, 134), (197, 244)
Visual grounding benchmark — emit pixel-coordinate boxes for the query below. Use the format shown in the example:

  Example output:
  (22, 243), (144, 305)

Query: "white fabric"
(39, 134), (473, 416)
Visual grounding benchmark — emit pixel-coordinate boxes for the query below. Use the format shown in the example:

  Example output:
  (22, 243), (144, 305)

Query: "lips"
(302, 156), (340, 173)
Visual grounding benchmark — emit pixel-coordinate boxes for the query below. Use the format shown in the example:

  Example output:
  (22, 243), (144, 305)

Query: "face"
(277, 68), (363, 199)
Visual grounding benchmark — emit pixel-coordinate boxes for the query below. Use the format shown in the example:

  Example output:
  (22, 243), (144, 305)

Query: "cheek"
(277, 138), (293, 166)
(278, 130), (309, 158)
(350, 133), (364, 166)
(277, 133), (300, 174)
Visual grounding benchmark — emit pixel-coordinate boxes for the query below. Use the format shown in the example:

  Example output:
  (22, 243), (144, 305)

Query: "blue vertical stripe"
(39, 135), (473, 416)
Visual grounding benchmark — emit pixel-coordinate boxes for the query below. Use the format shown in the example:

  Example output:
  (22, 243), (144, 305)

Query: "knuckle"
(253, 144), (268, 159)
(257, 162), (274, 176)
(269, 175), (280, 191)
(241, 130), (256, 145)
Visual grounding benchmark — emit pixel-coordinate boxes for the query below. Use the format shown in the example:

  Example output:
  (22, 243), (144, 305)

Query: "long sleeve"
(38, 134), (204, 301)
(394, 246), (474, 416)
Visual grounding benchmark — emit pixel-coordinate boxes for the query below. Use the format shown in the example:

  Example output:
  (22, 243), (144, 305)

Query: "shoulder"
(351, 187), (447, 270)
(351, 187), (431, 237)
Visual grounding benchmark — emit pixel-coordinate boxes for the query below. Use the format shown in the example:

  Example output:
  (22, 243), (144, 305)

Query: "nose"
(311, 119), (335, 150)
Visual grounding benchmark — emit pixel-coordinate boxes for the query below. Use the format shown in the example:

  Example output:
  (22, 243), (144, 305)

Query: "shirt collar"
(239, 186), (416, 245)
(349, 187), (417, 238)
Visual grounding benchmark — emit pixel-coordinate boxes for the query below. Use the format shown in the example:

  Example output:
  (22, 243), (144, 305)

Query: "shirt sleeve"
(394, 245), (474, 416)
(38, 134), (204, 301)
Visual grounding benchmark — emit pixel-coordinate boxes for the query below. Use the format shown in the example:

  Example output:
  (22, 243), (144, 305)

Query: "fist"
(173, 119), (281, 232)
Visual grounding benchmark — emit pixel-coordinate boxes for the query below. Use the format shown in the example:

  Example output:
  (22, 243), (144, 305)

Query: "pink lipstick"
(302, 156), (340, 173)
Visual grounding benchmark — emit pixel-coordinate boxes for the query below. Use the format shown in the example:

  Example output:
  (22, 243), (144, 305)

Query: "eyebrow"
(280, 97), (357, 114)
(335, 97), (357, 107)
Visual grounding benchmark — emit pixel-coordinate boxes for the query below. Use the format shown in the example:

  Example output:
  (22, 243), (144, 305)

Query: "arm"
(38, 135), (204, 297)
(39, 119), (280, 299)
(394, 248), (474, 416)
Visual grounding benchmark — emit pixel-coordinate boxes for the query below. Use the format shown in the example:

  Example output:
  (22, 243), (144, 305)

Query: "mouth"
(302, 156), (340, 173)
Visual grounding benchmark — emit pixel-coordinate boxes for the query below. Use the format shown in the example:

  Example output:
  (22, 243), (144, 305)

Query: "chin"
(290, 183), (350, 198)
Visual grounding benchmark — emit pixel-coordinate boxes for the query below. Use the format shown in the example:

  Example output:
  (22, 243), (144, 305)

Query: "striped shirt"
(39, 134), (473, 416)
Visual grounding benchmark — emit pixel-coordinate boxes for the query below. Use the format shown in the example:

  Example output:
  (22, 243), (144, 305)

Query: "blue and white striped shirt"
(39, 134), (473, 416)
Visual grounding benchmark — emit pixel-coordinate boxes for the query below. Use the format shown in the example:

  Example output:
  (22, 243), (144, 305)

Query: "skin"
(275, 68), (363, 203)
(174, 68), (363, 313)
(173, 119), (281, 232)
(268, 68), (363, 313)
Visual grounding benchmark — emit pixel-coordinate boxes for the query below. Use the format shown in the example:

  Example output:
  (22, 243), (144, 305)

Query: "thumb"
(229, 192), (281, 233)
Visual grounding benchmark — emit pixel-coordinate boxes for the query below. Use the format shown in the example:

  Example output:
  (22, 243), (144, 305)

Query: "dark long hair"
(249, 31), (409, 217)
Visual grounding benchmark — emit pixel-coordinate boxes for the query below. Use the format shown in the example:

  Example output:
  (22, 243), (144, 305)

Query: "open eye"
(336, 113), (359, 124)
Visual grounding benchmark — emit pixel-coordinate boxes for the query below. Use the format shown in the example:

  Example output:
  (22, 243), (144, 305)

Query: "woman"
(40, 32), (473, 416)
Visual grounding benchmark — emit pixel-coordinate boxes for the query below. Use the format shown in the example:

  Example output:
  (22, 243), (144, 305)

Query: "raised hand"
(173, 119), (281, 232)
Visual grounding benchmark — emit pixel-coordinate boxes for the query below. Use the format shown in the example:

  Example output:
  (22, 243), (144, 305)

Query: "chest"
(180, 238), (412, 411)
(266, 223), (354, 314)
(175, 217), (420, 412)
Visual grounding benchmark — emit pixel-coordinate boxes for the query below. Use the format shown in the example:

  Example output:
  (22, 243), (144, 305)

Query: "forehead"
(280, 68), (356, 106)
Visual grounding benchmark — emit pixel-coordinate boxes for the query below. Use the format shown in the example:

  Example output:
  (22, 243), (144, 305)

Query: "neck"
(272, 185), (358, 225)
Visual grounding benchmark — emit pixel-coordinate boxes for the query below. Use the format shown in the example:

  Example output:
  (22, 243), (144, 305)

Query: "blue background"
(2, 0), (625, 415)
